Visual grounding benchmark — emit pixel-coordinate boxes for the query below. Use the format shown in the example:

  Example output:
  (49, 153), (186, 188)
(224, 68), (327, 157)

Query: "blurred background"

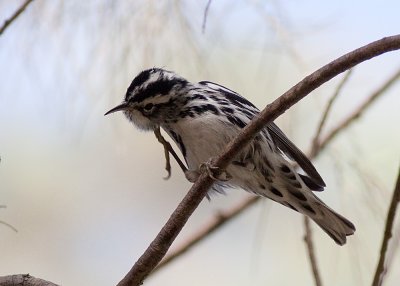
(1, 1), (400, 285)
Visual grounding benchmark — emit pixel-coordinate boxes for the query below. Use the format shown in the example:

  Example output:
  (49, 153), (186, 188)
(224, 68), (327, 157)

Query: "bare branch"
(0, 220), (18, 233)
(318, 66), (400, 153)
(304, 69), (352, 286)
(301, 66), (399, 286)
(0, 206), (18, 232)
(0, 274), (59, 286)
(303, 217), (323, 286)
(311, 69), (353, 155)
(147, 42), (400, 278)
(201, 0), (212, 34)
(372, 165), (400, 286)
(0, 0), (35, 36)
(304, 69), (400, 285)
(117, 35), (400, 286)
(215, 37), (400, 170)
(153, 196), (259, 274)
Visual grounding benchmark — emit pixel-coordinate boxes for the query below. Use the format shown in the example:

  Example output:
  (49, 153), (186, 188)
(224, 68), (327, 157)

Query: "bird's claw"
(185, 158), (232, 182)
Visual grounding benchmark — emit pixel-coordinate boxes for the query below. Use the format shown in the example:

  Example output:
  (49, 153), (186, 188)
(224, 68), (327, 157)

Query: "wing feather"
(199, 81), (325, 190)
(267, 122), (326, 188)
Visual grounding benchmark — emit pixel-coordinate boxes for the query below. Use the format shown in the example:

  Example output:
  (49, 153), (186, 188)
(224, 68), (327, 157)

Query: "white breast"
(163, 115), (239, 170)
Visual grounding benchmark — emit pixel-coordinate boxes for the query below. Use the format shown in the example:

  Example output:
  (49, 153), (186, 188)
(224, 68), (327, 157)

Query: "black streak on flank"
(130, 79), (188, 103)
(169, 129), (187, 158)
(281, 165), (291, 173)
(291, 180), (302, 189)
(286, 203), (299, 212)
(288, 187), (307, 201)
(270, 187), (283, 197)
(301, 203), (316, 215)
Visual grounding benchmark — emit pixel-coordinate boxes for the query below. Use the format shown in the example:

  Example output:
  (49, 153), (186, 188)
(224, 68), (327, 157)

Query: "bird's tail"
(311, 198), (355, 245)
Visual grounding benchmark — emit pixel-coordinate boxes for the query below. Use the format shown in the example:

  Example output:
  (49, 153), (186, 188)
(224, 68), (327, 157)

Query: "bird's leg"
(153, 128), (231, 183)
(154, 127), (188, 180)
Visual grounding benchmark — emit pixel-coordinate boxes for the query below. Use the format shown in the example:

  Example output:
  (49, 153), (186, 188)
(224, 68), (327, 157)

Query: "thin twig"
(117, 35), (400, 286)
(304, 69), (352, 286)
(383, 220), (400, 280)
(201, 0), (212, 34)
(318, 67), (400, 153)
(371, 165), (400, 286)
(311, 69), (353, 155)
(303, 217), (323, 286)
(0, 220), (18, 233)
(153, 196), (259, 274)
(0, 0), (35, 36)
(0, 205), (18, 232)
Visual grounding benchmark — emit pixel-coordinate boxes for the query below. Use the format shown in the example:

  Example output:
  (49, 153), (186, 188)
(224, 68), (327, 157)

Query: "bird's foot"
(185, 158), (232, 183)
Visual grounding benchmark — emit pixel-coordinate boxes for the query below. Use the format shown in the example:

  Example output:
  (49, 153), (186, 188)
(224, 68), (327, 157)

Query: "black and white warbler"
(105, 67), (355, 245)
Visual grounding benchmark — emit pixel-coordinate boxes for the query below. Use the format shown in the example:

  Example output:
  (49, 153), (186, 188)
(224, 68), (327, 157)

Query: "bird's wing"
(267, 122), (325, 189)
(199, 81), (325, 190)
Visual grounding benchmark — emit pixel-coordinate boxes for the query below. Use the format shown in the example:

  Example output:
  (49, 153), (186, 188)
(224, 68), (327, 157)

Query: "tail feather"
(312, 202), (355, 246)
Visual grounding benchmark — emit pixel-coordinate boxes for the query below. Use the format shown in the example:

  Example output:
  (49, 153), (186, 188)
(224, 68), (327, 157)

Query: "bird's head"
(105, 68), (189, 130)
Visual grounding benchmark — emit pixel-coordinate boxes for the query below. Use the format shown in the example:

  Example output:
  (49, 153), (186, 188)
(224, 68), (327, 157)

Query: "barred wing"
(199, 81), (325, 190)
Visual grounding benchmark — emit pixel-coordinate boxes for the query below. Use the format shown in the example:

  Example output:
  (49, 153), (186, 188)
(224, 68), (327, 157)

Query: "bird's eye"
(143, 103), (154, 113)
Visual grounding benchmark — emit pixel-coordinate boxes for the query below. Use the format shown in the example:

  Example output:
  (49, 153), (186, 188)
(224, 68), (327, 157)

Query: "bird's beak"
(104, 102), (129, 116)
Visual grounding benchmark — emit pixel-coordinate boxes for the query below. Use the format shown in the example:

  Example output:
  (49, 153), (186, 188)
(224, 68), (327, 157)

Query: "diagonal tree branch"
(317, 66), (400, 153)
(153, 196), (259, 274)
(117, 35), (400, 286)
(154, 38), (400, 285)
(303, 217), (323, 286)
(150, 45), (400, 280)
(311, 69), (353, 153)
(0, 0), (35, 36)
(372, 165), (400, 286)
(214, 37), (400, 170)
(155, 67), (380, 275)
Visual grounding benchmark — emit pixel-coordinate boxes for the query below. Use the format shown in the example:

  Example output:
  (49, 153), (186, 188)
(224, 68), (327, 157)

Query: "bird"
(105, 67), (355, 245)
